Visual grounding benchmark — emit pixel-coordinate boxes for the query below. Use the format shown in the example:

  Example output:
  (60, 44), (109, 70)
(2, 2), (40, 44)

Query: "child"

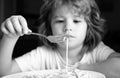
(0, 0), (120, 77)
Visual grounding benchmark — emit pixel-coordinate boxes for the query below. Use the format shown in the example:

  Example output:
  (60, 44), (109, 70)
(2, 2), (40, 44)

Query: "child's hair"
(36, 0), (106, 53)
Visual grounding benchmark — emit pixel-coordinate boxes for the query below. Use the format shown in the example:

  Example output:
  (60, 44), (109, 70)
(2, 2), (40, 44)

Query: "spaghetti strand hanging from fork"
(66, 37), (69, 72)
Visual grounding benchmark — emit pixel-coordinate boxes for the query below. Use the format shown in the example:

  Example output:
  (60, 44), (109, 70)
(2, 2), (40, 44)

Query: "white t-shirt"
(15, 42), (114, 72)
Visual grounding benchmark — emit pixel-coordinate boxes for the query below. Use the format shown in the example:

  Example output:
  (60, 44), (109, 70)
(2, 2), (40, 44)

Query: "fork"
(27, 32), (65, 43)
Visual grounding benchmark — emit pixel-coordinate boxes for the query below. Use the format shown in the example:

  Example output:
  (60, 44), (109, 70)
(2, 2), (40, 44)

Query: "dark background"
(0, 0), (120, 58)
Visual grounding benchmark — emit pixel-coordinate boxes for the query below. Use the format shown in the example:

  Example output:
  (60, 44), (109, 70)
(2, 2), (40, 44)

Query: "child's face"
(51, 5), (87, 49)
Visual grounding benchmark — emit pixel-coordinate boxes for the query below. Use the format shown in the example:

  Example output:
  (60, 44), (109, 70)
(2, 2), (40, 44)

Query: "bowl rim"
(2, 69), (106, 78)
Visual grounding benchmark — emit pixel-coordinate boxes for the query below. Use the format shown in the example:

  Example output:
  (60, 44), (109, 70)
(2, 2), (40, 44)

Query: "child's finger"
(5, 19), (16, 34)
(1, 23), (9, 35)
(18, 16), (29, 34)
(11, 16), (23, 35)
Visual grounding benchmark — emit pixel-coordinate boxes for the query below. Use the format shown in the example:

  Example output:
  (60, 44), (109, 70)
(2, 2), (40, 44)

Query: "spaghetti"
(65, 38), (69, 72)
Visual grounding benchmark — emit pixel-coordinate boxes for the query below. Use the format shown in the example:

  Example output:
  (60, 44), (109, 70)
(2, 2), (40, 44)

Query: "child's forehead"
(52, 4), (83, 17)
(51, 0), (89, 13)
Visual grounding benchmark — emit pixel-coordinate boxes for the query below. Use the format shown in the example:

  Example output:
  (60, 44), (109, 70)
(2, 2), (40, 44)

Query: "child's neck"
(58, 46), (83, 65)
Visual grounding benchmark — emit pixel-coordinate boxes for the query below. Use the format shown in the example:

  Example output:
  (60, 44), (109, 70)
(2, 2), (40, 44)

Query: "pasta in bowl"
(2, 69), (106, 78)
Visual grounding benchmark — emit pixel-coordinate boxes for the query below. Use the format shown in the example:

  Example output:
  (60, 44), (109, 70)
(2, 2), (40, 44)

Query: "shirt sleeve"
(93, 42), (115, 62)
(15, 47), (42, 72)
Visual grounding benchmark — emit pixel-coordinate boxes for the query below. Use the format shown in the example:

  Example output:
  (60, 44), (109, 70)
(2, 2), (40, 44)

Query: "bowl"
(1, 69), (106, 78)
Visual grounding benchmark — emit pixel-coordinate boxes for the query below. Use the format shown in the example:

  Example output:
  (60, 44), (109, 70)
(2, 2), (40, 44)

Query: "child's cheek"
(53, 29), (64, 35)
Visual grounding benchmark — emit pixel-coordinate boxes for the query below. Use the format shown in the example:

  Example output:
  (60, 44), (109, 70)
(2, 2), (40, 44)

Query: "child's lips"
(64, 34), (75, 38)
(62, 34), (75, 42)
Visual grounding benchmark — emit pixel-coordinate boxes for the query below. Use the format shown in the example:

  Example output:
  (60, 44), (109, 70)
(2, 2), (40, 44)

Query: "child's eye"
(73, 20), (81, 23)
(55, 20), (64, 23)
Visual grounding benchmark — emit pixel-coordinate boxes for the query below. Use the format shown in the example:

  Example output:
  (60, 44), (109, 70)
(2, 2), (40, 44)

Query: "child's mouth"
(62, 34), (75, 41)
(65, 34), (75, 38)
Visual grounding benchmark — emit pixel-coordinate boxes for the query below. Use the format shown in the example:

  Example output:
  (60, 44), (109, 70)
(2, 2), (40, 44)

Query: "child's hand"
(1, 15), (31, 38)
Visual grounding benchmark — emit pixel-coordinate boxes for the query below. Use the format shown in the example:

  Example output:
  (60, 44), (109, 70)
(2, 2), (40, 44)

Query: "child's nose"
(63, 25), (72, 32)
(64, 28), (72, 32)
(64, 22), (72, 32)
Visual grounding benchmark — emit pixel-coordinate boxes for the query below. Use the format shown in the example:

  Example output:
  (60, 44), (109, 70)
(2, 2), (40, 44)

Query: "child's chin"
(58, 43), (73, 49)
